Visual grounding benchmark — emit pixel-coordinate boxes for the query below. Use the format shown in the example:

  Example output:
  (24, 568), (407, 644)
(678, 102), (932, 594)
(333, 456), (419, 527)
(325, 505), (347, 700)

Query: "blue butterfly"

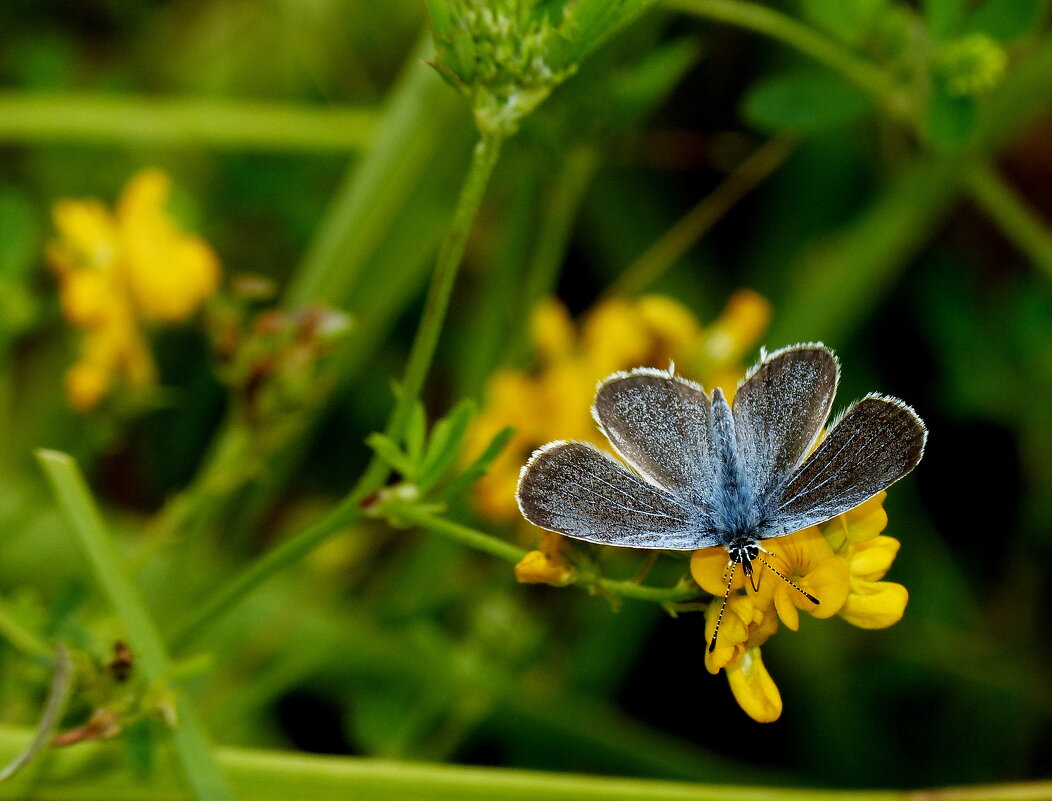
(516, 343), (926, 650)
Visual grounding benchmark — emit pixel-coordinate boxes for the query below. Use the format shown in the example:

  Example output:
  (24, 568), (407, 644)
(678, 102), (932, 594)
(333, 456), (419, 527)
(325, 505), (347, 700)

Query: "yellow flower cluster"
(47, 170), (220, 410)
(690, 492), (907, 722)
(469, 290), (771, 584)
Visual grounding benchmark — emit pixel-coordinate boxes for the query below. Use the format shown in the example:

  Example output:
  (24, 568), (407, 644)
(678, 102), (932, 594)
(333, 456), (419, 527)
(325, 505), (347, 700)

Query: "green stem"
(0, 646), (74, 782)
(34, 450), (232, 801)
(172, 133), (506, 650)
(0, 721), (1047, 801)
(0, 92), (376, 151)
(669, 0), (1052, 286)
(609, 135), (797, 298)
(666, 0), (902, 104)
(962, 159), (1052, 280)
(390, 504), (700, 605)
(0, 601), (51, 659)
(520, 146), (602, 319)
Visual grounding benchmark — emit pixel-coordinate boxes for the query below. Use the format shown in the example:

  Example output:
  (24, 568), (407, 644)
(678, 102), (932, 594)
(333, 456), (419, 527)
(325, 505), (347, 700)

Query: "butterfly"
(515, 343), (926, 650)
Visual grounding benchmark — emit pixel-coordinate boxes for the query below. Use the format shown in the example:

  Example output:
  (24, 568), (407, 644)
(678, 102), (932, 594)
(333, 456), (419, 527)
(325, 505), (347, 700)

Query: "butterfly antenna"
(754, 552), (819, 605)
(707, 560), (737, 653)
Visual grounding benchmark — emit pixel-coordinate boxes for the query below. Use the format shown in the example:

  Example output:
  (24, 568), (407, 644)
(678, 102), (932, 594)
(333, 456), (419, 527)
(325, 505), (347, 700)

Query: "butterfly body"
(516, 343), (927, 574)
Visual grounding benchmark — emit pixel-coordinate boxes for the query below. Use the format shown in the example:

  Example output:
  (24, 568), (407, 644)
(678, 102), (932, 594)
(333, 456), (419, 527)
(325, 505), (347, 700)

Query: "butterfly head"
(727, 540), (759, 575)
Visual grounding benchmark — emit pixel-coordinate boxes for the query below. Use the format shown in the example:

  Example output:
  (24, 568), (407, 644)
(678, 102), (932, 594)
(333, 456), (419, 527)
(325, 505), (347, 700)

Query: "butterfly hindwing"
(757, 394), (927, 539)
(516, 441), (717, 550)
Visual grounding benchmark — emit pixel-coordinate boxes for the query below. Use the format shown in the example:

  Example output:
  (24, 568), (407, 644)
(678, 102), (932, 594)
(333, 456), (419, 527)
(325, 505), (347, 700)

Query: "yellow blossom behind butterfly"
(469, 290), (771, 524)
(47, 169), (221, 410)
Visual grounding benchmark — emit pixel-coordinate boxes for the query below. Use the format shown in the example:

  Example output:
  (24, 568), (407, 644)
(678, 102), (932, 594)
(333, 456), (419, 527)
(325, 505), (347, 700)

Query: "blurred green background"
(0, 0), (1050, 797)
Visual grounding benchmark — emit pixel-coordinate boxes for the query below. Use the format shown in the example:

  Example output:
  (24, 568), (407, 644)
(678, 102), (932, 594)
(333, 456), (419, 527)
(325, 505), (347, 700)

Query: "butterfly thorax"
(709, 387), (763, 545)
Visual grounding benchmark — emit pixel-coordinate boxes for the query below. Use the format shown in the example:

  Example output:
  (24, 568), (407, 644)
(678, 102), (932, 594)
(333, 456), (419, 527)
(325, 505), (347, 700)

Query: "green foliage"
(801, 0), (887, 45)
(743, 71), (872, 134)
(366, 397), (512, 500)
(0, 0), (1051, 798)
(967, 0), (1046, 42)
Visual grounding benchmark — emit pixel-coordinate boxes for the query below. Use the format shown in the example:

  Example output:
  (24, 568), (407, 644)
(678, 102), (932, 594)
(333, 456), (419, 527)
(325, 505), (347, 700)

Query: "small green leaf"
(424, 0), (455, 40)
(418, 400), (476, 494)
(365, 433), (416, 480)
(925, 80), (979, 150)
(405, 401), (428, 465)
(966, 0), (1045, 42)
(611, 37), (702, 127)
(923, 0), (968, 37)
(801, 0), (887, 45)
(743, 72), (872, 135)
(438, 426), (515, 502)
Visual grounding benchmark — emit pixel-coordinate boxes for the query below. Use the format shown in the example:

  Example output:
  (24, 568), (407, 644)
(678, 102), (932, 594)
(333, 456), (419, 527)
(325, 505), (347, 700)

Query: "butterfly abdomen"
(709, 387), (761, 543)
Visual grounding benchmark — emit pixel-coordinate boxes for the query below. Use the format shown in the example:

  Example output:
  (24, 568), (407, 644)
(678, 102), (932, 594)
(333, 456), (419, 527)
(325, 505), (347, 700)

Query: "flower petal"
(844, 535), (900, 582)
(725, 647), (782, 723)
(839, 579), (908, 629)
(691, 547), (742, 597)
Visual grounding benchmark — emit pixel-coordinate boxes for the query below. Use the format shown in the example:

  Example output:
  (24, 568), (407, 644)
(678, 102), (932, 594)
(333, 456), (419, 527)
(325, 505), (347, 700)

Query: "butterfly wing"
(517, 441), (718, 550)
(592, 368), (714, 507)
(756, 394), (927, 539)
(733, 344), (840, 502)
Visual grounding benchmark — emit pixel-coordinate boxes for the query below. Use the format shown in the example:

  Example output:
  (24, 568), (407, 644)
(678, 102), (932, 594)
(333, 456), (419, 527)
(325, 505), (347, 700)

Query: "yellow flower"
(117, 170), (220, 322)
(47, 169), (221, 410)
(469, 292), (770, 523)
(514, 532), (575, 586)
(725, 647), (782, 723)
(818, 493), (909, 629)
(690, 490), (906, 721)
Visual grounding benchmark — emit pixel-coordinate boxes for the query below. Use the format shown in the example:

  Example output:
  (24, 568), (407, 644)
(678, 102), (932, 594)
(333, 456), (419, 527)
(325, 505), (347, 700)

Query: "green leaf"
(611, 37), (702, 126)
(742, 72), (872, 135)
(966, 0), (1045, 42)
(364, 433), (416, 480)
(925, 79), (979, 150)
(35, 450), (233, 801)
(438, 425), (515, 502)
(923, 0), (967, 37)
(417, 400), (476, 494)
(423, 0), (455, 40)
(0, 188), (40, 282)
(801, 0), (887, 45)
(405, 401), (428, 465)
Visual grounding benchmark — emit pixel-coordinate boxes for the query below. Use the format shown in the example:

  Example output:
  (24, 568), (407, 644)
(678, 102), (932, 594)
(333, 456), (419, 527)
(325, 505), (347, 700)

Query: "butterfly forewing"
(756, 394), (927, 539)
(592, 369), (715, 506)
(517, 441), (717, 550)
(732, 345), (839, 502)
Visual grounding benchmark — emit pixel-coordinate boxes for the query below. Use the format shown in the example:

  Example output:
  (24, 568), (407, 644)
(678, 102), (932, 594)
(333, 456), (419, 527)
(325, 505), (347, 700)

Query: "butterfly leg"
(756, 545), (819, 605)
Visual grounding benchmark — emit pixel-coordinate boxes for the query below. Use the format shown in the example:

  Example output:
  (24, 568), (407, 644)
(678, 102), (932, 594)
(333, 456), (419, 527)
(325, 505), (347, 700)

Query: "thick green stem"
(0, 721), (1047, 801)
(35, 451), (233, 801)
(172, 133), (505, 650)
(963, 159), (1052, 279)
(666, 0), (902, 104)
(0, 92), (376, 151)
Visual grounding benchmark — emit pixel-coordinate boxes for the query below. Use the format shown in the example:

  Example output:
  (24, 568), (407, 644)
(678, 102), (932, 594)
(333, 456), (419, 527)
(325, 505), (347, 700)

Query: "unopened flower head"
(427, 0), (581, 135)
